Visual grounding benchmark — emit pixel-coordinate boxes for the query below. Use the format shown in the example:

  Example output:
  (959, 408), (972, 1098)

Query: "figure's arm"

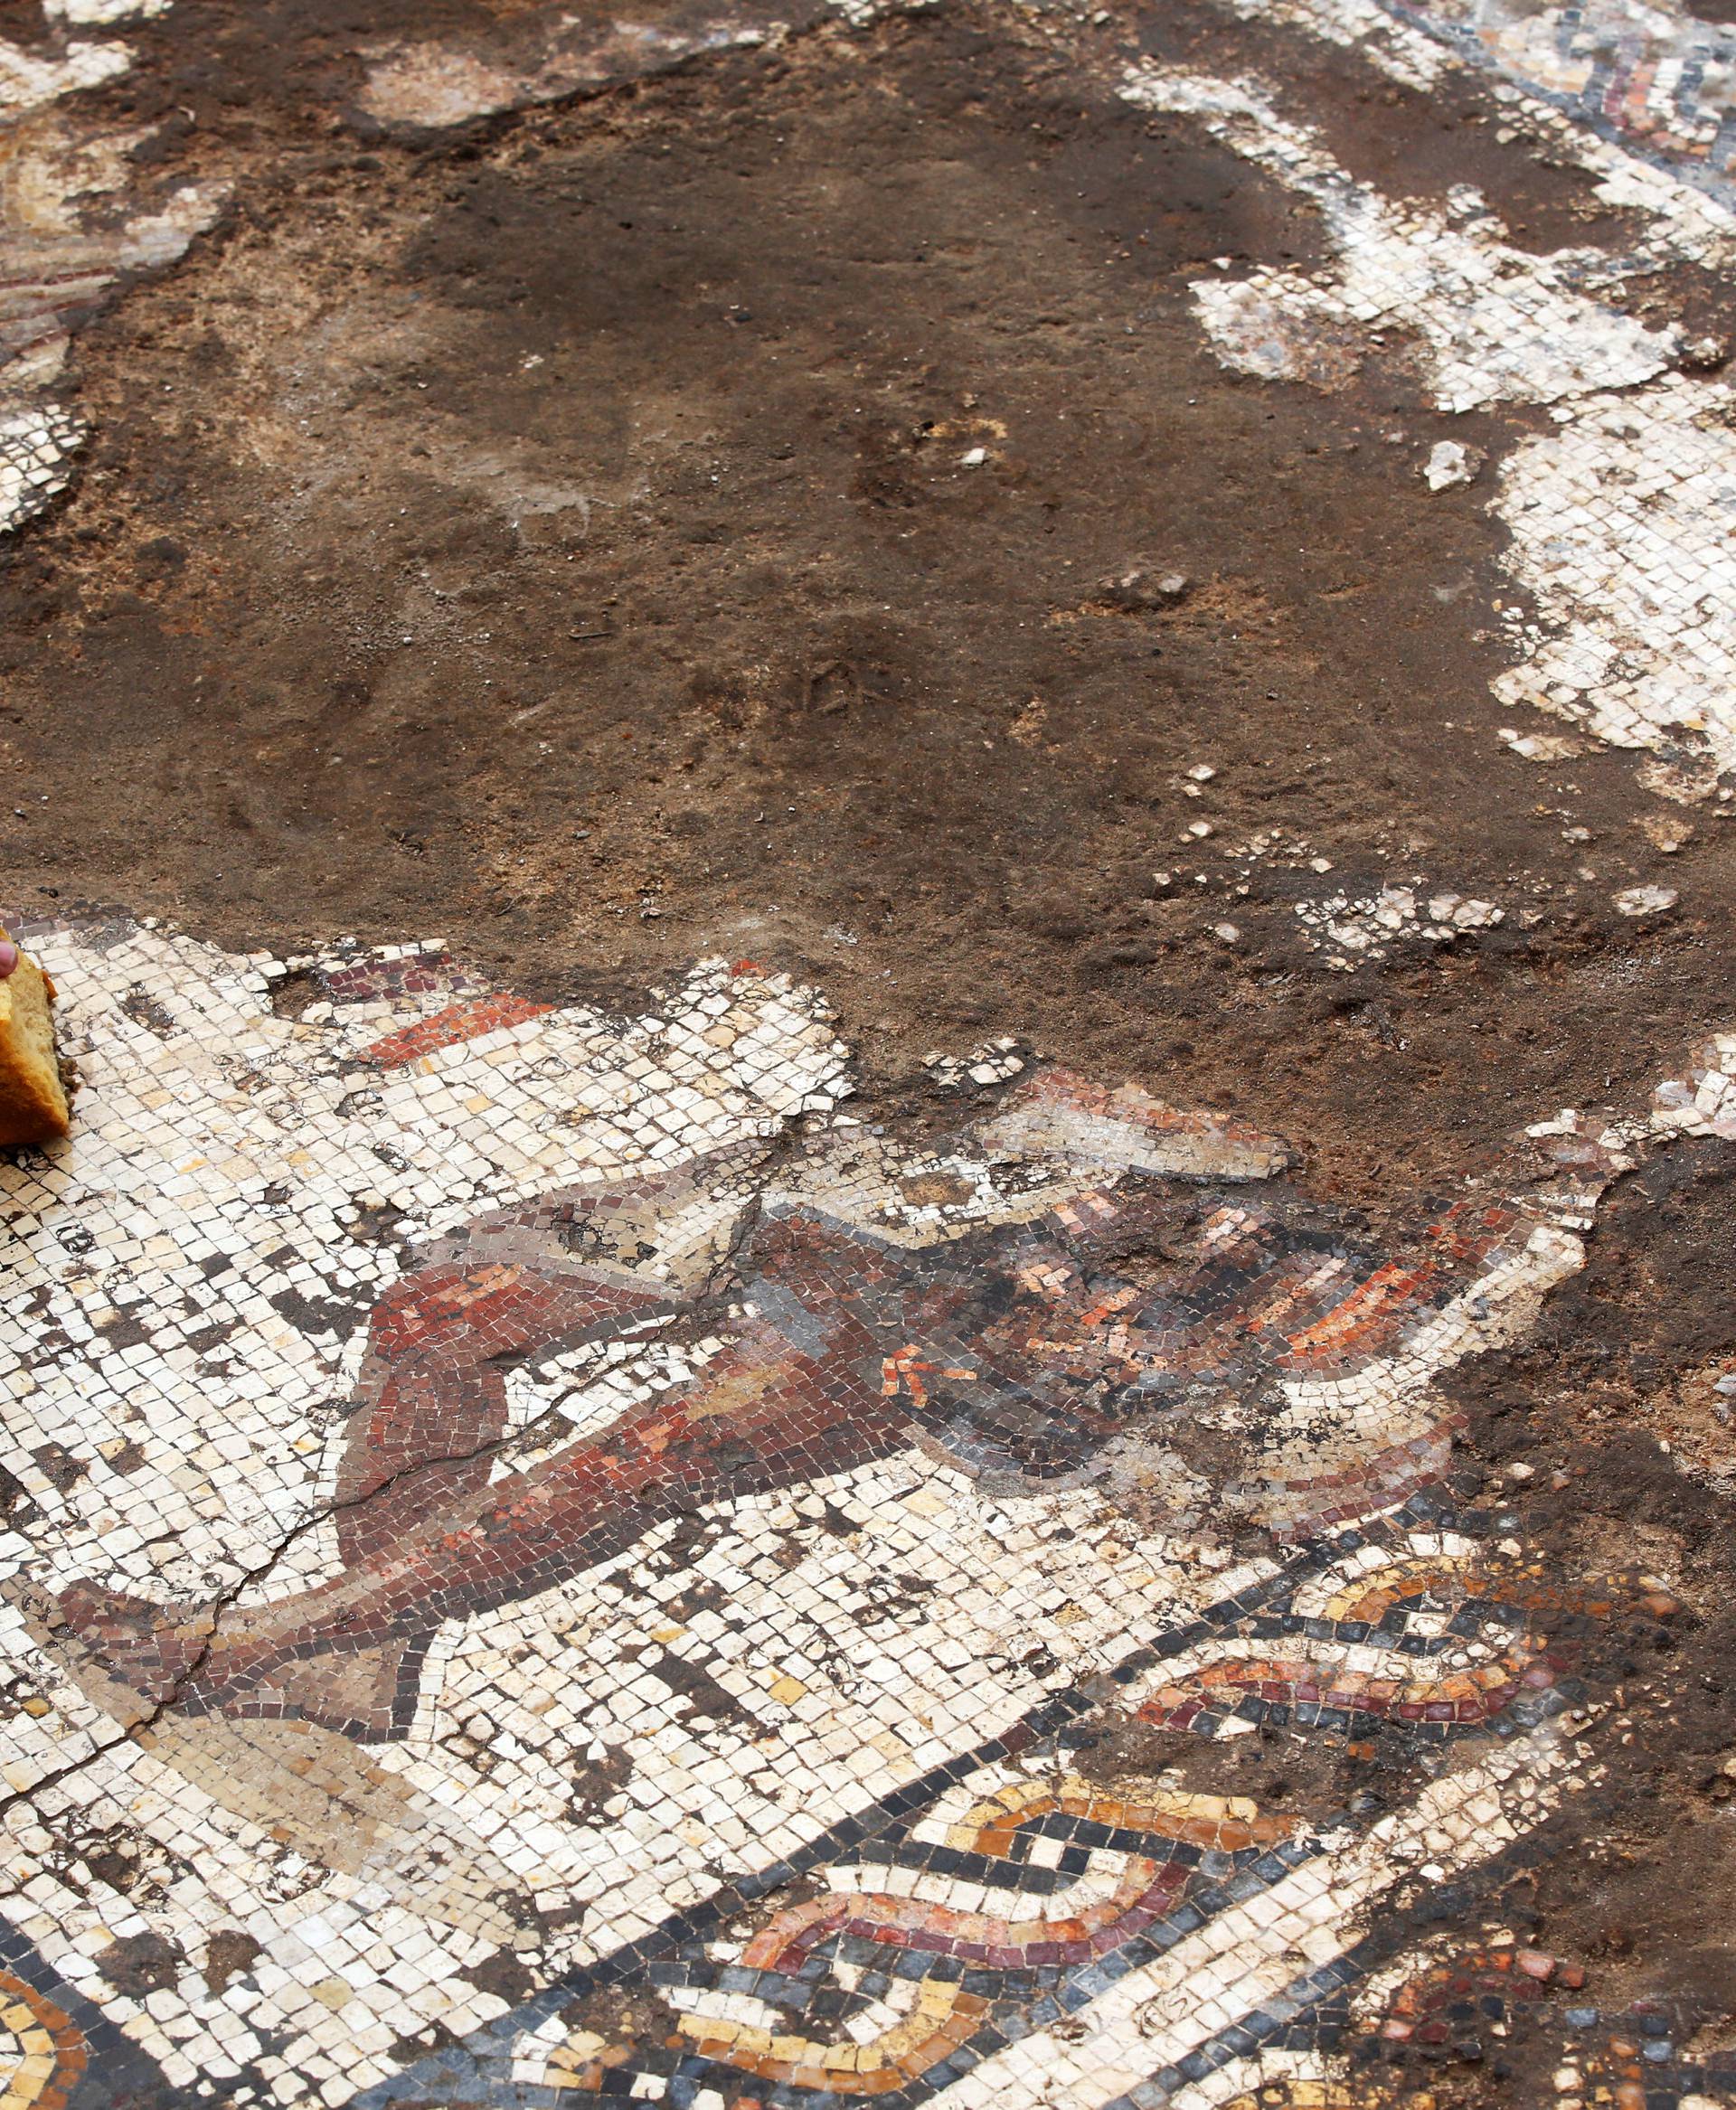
(335, 1257), (689, 1563)
(439, 1140), (766, 1294)
(974, 1067), (1295, 1186)
(330, 1148), (763, 1563)
(333, 1143), (793, 1561)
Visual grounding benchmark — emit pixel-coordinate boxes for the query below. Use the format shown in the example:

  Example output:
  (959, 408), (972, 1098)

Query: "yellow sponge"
(0, 934), (70, 1146)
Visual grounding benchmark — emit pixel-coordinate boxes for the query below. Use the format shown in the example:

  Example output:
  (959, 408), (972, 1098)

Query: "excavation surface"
(0, 0), (1733, 2105)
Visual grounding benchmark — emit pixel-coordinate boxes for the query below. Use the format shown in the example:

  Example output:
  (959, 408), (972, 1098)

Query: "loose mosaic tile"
(1291, 886), (1504, 970)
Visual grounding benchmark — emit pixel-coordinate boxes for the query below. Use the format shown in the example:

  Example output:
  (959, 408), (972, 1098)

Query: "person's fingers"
(0, 938), (17, 978)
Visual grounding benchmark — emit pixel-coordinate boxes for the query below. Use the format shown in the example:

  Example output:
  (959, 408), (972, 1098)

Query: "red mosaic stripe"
(357, 994), (556, 1071)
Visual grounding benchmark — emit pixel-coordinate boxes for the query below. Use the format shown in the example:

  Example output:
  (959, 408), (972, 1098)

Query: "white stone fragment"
(1613, 883), (1679, 916)
(1424, 438), (1481, 490)
(0, 37), (133, 112)
(0, 400), (83, 532)
(44, 0), (170, 21)
(1493, 376), (1736, 778)
(1498, 727), (1584, 762)
(925, 1039), (1025, 1089)
(1293, 882), (1503, 962)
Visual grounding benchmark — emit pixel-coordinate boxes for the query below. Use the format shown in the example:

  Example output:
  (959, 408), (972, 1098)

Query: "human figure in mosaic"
(35, 1066), (1617, 1742)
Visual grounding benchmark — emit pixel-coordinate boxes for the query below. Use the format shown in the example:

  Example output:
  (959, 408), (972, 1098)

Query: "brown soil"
(1441, 1144), (1736, 2011)
(3, 1), (1732, 1210)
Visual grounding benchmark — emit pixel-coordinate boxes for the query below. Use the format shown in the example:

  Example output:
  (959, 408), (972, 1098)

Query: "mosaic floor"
(0, 913), (1730, 2109)
(4, 0), (1736, 2103)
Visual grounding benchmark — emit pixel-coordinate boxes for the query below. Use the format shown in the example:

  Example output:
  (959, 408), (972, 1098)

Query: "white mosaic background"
(0, 924), (1287, 2104)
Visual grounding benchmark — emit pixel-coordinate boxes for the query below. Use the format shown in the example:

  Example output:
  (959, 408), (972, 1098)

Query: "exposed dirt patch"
(1, 2), (1731, 1210)
(1399, 1138), (1736, 2041)
(1069, 1701), (1372, 1825)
